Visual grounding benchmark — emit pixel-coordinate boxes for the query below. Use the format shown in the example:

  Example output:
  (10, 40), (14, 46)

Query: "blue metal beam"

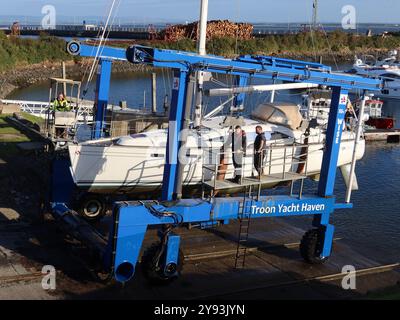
(108, 195), (340, 281)
(126, 45), (382, 91)
(93, 59), (112, 139)
(67, 41), (127, 61)
(67, 41), (383, 103)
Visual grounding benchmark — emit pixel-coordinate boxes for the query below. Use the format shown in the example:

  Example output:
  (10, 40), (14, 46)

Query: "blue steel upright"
(162, 70), (190, 201)
(93, 59), (112, 139)
(234, 75), (249, 110)
(318, 87), (349, 197)
(315, 86), (350, 258)
(66, 41), (126, 139)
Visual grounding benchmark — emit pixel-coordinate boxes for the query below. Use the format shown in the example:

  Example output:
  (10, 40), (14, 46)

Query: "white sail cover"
(251, 102), (303, 130)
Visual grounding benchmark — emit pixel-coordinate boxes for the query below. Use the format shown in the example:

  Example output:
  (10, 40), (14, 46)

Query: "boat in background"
(357, 98), (395, 130)
(302, 90), (395, 130)
(348, 51), (400, 99)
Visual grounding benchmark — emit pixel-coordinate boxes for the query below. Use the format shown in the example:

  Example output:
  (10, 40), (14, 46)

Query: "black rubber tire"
(141, 242), (184, 285)
(77, 194), (107, 222)
(300, 228), (330, 264)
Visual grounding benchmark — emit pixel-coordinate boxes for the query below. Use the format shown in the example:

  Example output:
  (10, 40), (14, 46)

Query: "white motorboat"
(349, 51), (400, 99)
(67, 102), (364, 195)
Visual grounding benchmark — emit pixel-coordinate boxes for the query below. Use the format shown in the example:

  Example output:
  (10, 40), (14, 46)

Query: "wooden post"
(62, 61), (67, 96)
(151, 72), (157, 114)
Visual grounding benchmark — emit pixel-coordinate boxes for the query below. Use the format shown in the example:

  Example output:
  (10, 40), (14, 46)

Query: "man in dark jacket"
(226, 125), (247, 183)
(254, 125), (267, 177)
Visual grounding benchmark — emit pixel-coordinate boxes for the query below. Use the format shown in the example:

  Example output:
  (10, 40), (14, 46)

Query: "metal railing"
(201, 142), (310, 198)
(0, 99), (95, 120)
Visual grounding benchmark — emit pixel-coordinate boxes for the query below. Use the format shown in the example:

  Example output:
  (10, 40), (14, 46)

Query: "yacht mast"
(312, 0), (318, 30)
(197, 0), (208, 56)
(194, 0), (208, 128)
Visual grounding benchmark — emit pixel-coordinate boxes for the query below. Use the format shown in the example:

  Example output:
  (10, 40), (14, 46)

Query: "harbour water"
(8, 65), (400, 265)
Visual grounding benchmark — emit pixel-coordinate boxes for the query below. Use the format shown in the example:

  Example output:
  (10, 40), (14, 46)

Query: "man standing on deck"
(254, 125), (268, 178)
(226, 125), (247, 183)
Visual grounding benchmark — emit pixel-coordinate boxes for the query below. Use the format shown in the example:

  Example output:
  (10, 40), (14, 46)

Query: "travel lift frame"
(52, 41), (383, 283)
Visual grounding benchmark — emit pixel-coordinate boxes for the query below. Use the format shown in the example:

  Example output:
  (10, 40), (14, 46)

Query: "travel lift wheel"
(141, 242), (184, 285)
(77, 195), (107, 222)
(300, 228), (330, 264)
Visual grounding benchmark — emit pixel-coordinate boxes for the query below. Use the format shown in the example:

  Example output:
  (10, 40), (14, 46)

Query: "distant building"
(83, 22), (97, 31)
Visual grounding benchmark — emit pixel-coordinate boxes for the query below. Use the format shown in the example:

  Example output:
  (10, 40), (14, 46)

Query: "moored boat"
(67, 102), (364, 195)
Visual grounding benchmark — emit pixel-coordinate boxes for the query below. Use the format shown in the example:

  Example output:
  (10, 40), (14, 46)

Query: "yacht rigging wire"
(82, 0), (122, 96)
(309, 24), (318, 62)
(81, 29), (104, 88)
(320, 24), (339, 71)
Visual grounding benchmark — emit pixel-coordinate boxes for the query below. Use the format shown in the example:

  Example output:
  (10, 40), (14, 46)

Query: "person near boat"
(345, 101), (357, 131)
(225, 125), (247, 183)
(254, 125), (268, 177)
(52, 93), (71, 112)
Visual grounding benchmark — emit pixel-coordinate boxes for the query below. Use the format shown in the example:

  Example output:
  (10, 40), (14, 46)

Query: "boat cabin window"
(380, 73), (400, 81)
(369, 103), (382, 109)
(346, 69), (358, 74)
(270, 132), (291, 141)
(130, 133), (147, 138)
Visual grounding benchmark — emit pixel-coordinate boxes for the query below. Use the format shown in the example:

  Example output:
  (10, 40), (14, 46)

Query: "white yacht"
(67, 102), (363, 195)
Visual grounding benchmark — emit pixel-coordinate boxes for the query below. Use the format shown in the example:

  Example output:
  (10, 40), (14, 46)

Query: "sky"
(0, 0), (399, 24)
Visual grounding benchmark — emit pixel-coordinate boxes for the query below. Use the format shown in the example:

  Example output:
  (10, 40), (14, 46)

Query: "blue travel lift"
(50, 41), (383, 284)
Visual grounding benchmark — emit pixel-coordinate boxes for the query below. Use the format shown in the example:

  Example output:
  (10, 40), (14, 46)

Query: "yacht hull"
(68, 136), (365, 195)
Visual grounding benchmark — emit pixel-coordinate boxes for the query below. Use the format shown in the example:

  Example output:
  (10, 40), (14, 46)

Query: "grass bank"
(141, 30), (400, 60)
(0, 32), (72, 73)
(1, 30), (400, 97)
(2, 30), (400, 73)
(19, 112), (45, 126)
(0, 112), (45, 158)
(0, 31), (149, 98)
(0, 114), (31, 157)
(0, 115), (30, 141)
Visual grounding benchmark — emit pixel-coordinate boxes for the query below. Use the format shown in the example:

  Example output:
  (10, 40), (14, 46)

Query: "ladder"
(234, 190), (254, 269)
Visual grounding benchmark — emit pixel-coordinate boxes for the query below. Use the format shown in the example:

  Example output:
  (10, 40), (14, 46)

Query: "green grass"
(0, 115), (25, 136)
(0, 31), (72, 72)
(1, 30), (399, 73)
(0, 115), (30, 157)
(20, 112), (45, 125)
(138, 31), (400, 57)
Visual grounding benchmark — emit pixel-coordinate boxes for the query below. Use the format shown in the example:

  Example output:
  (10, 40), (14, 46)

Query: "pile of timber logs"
(158, 20), (253, 41)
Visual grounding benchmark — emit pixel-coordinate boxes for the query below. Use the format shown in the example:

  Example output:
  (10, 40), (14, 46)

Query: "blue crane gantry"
(51, 41), (383, 283)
